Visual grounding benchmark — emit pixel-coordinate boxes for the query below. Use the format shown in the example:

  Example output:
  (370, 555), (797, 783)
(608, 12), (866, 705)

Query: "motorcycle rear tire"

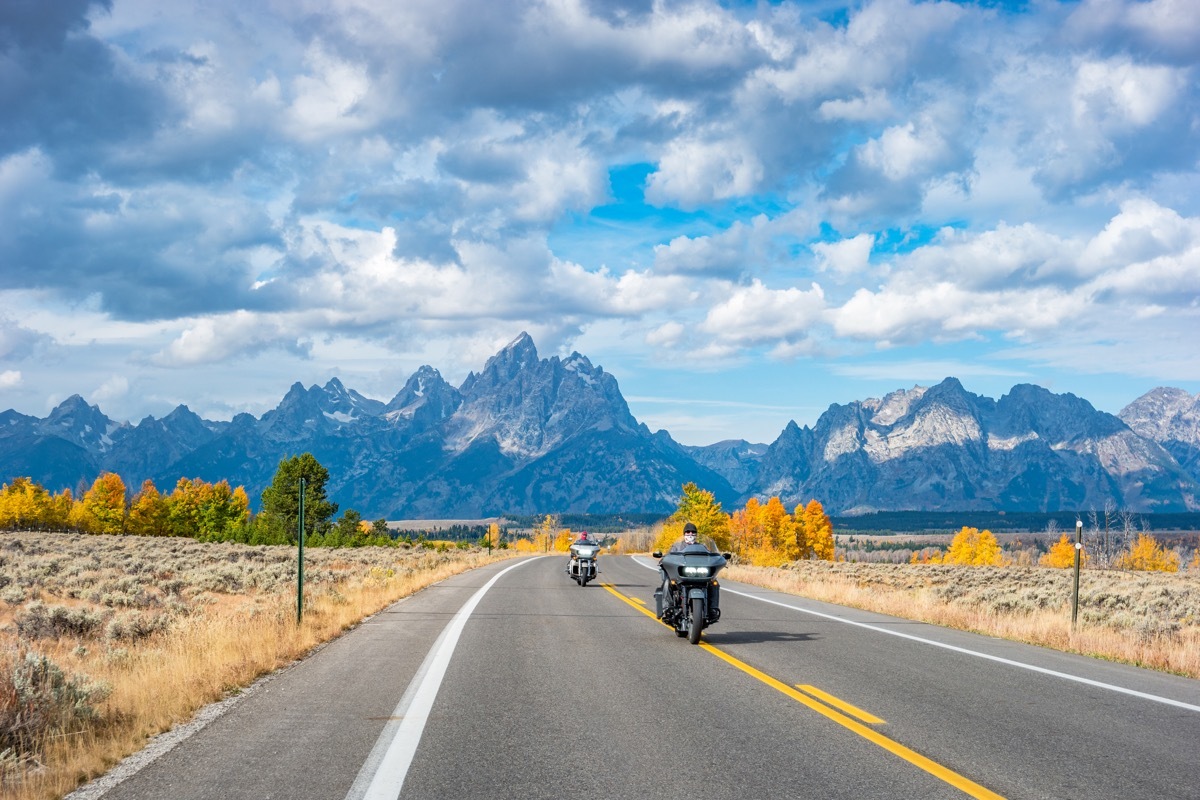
(688, 597), (704, 644)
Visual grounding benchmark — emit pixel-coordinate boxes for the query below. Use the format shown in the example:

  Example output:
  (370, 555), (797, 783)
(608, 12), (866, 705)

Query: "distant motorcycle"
(567, 539), (600, 586)
(653, 537), (729, 644)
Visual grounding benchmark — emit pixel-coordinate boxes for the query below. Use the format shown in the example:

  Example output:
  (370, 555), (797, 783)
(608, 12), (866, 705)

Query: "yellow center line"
(600, 582), (1005, 800)
(795, 684), (886, 725)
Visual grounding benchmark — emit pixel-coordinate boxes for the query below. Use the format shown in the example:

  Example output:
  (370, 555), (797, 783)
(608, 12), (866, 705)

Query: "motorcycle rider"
(663, 522), (701, 554)
(568, 531), (591, 575)
(657, 522), (700, 614)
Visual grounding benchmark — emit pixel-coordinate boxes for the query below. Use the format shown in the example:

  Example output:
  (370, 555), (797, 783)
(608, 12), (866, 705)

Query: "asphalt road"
(74, 554), (1200, 800)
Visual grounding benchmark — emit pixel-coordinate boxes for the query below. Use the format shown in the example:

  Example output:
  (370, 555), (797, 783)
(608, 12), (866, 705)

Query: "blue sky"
(1, 0), (1198, 445)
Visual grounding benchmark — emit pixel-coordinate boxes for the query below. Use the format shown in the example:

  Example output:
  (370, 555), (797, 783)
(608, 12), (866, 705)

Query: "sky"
(1, 0), (1198, 447)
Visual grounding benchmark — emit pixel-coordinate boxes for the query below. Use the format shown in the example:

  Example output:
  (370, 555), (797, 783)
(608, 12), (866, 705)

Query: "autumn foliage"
(653, 483), (835, 567)
(912, 526), (1008, 566)
(1039, 534), (1086, 569)
(1114, 533), (1180, 573)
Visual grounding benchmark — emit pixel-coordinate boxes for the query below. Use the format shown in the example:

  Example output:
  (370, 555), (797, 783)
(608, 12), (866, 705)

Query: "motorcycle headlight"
(682, 566), (710, 577)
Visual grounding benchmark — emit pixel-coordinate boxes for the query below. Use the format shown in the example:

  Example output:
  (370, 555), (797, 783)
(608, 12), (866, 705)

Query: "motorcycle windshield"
(667, 536), (719, 554)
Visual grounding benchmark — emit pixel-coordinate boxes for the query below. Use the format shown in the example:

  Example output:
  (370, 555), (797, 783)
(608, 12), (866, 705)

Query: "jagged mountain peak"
(448, 334), (638, 457)
(1121, 387), (1200, 439)
(40, 394), (120, 451)
(864, 385), (928, 425)
(385, 366), (461, 427)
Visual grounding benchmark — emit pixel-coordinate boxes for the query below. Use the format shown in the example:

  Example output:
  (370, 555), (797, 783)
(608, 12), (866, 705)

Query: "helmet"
(683, 522), (697, 543)
(578, 532), (588, 541)
(683, 523), (697, 534)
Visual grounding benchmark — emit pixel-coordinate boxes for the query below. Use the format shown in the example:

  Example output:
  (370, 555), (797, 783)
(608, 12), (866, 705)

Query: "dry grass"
(726, 561), (1200, 678)
(0, 531), (516, 800)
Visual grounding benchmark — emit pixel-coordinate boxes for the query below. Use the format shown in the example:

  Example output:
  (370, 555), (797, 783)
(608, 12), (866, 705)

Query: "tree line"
(637, 483), (838, 566)
(0, 454), (400, 548)
(908, 526), (1190, 572)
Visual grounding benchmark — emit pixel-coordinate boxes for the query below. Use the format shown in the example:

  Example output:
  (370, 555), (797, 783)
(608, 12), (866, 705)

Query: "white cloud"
(646, 139), (764, 207)
(1080, 198), (1196, 272)
(818, 89), (894, 123)
(155, 311), (309, 366)
(646, 321), (685, 349)
(0, 370), (21, 389)
(285, 42), (375, 140)
(813, 233), (875, 278)
(653, 216), (768, 277)
(700, 280), (827, 346)
(857, 117), (951, 182)
(1073, 57), (1184, 131)
(93, 375), (129, 403)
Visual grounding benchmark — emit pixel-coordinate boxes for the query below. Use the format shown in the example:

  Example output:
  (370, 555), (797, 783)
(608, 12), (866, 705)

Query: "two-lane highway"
(77, 555), (1200, 800)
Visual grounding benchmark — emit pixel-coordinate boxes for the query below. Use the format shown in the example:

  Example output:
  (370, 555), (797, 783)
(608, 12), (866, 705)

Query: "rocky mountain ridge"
(2, 333), (1197, 517)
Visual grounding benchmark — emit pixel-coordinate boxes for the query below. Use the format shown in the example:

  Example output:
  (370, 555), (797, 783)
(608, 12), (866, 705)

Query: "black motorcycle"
(653, 537), (729, 644)
(567, 540), (600, 586)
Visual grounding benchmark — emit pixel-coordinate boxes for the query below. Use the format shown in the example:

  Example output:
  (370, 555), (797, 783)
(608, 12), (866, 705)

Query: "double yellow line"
(602, 582), (1004, 800)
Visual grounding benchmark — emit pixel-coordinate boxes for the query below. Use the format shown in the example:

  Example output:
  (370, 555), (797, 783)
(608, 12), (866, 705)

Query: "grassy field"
(726, 560), (1200, 678)
(0, 531), (516, 800)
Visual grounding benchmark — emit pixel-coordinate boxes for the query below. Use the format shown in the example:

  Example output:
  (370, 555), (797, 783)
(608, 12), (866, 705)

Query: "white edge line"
(345, 557), (540, 800)
(629, 555), (1200, 713)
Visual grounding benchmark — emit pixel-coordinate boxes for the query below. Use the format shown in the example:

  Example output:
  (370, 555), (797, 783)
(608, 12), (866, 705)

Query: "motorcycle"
(653, 537), (730, 644)
(567, 540), (600, 586)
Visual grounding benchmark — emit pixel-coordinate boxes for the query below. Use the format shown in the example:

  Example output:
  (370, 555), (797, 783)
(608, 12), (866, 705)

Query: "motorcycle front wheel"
(688, 597), (704, 644)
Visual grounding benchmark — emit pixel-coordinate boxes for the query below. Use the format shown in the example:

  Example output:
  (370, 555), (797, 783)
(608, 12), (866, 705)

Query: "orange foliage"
(1114, 533), (1180, 572)
(1039, 534), (1087, 569)
(943, 526), (1008, 566)
(725, 495), (835, 566)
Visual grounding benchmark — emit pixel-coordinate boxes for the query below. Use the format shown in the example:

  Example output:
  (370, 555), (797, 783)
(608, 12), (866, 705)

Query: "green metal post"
(297, 476), (306, 623)
(1071, 518), (1082, 629)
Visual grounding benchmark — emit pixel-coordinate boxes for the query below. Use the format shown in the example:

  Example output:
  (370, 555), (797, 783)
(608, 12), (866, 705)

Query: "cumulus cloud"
(701, 280), (827, 347)
(813, 233), (875, 278)
(2, 0), (1197, 435)
(652, 216), (769, 278)
(0, 370), (21, 389)
(646, 137), (764, 207)
(155, 311), (313, 366)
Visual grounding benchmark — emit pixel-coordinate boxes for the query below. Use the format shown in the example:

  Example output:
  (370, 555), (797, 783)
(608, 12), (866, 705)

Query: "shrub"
(14, 602), (109, 640)
(0, 647), (109, 758)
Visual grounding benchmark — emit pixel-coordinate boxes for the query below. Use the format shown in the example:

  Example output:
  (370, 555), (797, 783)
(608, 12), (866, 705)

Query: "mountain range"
(2, 332), (1198, 518)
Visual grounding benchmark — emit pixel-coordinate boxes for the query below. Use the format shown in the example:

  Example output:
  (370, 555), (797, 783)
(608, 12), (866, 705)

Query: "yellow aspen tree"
(199, 480), (249, 539)
(1190, 549), (1200, 571)
(0, 477), (34, 528)
(0, 477), (55, 529)
(487, 522), (501, 549)
(535, 514), (558, 551)
(1114, 533), (1180, 572)
(729, 497), (764, 559)
(46, 489), (73, 530)
(128, 480), (171, 536)
(553, 529), (574, 551)
(80, 472), (128, 535)
(761, 496), (794, 558)
(166, 477), (205, 537)
(653, 519), (684, 553)
(799, 500), (835, 561)
(671, 482), (731, 551)
(1039, 534), (1086, 569)
(944, 526), (1008, 566)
